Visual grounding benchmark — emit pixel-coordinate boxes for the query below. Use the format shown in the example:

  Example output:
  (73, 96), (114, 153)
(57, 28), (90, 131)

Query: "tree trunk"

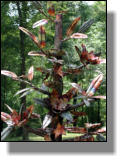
(16, 1), (28, 141)
(73, 76), (78, 127)
(97, 99), (101, 123)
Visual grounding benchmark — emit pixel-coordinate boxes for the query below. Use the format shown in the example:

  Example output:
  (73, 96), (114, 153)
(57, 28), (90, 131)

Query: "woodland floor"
(4, 132), (103, 141)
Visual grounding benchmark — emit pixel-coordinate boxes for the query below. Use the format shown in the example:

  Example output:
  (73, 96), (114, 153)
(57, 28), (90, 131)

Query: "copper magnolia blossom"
(1, 105), (36, 127)
(50, 88), (78, 111)
(71, 74), (106, 106)
(47, 1), (55, 16)
(75, 44), (106, 65)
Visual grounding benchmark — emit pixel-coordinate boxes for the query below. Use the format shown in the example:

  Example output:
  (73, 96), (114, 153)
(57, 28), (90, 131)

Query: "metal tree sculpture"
(1, 1), (106, 141)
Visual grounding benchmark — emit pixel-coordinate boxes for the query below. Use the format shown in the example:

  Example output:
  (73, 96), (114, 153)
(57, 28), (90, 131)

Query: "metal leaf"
(28, 51), (46, 56)
(85, 123), (101, 129)
(70, 33), (88, 39)
(70, 83), (82, 93)
(75, 46), (81, 58)
(1, 70), (18, 79)
(4, 104), (13, 113)
(28, 66), (34, 81)
(14, 88), (31, 96)
(66, 17), (81, 36)
(33, 98), (49, 108)
(19, 27), (40, 48)
(61, 112), (73, 122)
(34, 98), (45, 105)
(42, 114), (52, 129)
(48, 57), (63, 64)
(19, 89), (33, 98)
(84, 99), (90, 107)
(33, 19), (48, 28)
(91, 96), (106, 99)
(40, 83), (49, 91)
(78, 19), (94, 33)
(1, 125), (14, 141)
(96, 133), (106, 141)
(86, 74), (103, 97)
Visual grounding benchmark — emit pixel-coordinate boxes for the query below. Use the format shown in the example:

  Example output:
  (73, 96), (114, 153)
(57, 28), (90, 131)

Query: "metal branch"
(15, 78), (50, 96)
(25, 125), (47, 137)
(63, 65), (85, 76)
(67, 102), (85, 111)
(61, 37), (71, 42)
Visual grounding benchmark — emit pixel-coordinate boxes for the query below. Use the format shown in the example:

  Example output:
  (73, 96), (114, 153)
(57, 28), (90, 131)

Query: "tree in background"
(1, 1), (106, 141)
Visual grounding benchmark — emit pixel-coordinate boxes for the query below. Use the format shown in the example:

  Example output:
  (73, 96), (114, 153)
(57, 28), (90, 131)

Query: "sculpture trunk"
(50, 14), (63, 141)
